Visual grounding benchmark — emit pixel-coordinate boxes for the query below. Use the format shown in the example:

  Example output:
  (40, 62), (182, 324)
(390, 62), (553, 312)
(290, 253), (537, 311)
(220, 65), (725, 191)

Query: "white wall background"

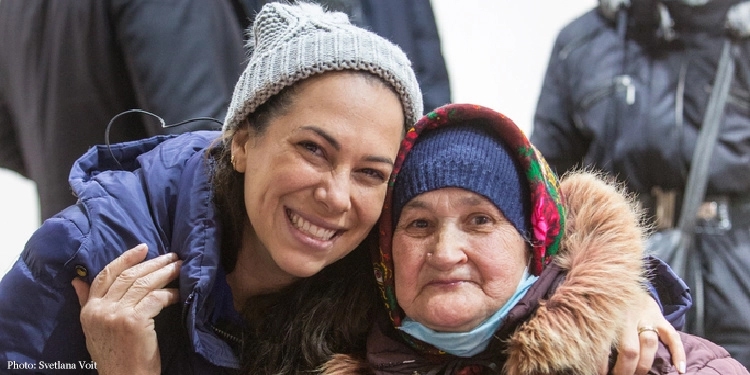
(0, 0), (596, 276)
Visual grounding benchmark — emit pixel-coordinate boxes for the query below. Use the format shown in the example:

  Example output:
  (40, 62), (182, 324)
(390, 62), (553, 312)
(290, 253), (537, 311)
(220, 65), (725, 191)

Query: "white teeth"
(290, 212), (336, 241)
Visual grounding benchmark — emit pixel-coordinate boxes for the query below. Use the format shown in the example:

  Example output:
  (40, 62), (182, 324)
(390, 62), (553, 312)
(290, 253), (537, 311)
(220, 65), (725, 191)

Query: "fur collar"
(321, 171), (649, 375)
(502, 171), (647, 375)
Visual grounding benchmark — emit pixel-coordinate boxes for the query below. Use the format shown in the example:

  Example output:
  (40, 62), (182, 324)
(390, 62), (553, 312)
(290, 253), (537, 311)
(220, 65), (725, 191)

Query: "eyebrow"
(458, 195), (486, 206)
(403, 200), (428, 210)
(303, 125), (341, 151)
(301, 125), (394, 165)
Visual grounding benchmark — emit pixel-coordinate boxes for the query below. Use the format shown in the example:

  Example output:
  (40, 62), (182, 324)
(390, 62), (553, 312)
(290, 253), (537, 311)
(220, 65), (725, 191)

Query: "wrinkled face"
(393, 187), (529, 332)
(232, 71), (404, 279)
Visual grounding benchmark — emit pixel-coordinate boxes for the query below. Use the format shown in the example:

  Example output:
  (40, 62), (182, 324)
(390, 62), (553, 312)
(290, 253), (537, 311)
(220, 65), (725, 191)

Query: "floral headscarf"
(372, 103), (565, 353)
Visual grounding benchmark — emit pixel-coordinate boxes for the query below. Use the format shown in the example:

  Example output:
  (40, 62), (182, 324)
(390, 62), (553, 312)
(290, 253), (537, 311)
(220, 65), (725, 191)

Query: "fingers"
(658, 324), (686, 374)
(614, 321), (685, 375)
(121, 258), (182, 306)
(96, 246), (180, 303)
(83, 243), (182, 311)
(74, 245), (181, 375)
(634, 326), (659, 375)
(613, 291), (680, 375)
(89, 243), (150, 298)
(612, 326), (640, 375)
(598, 356), (610, 375)
(71, 277), (91, 307)
(105, 251), (178, 303)
(134, 288), (180, 319)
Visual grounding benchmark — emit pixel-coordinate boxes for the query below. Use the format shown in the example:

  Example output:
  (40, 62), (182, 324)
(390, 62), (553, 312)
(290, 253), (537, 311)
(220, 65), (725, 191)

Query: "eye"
(358, 168), (387, 182)
(395, 215), (433, 237)
(407, 219), (430, 229)
(402, 217), (434, 236)
(469, 214), (494, 226)
(298, 141), (324, 157)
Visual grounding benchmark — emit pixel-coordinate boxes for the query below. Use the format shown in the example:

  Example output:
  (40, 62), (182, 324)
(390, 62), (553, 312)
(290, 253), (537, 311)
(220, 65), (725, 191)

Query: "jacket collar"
(70, 131), (239, 368)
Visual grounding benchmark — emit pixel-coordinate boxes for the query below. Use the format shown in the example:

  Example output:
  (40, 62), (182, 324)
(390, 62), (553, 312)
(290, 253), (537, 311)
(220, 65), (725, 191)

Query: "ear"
(231, 128), (250, 173)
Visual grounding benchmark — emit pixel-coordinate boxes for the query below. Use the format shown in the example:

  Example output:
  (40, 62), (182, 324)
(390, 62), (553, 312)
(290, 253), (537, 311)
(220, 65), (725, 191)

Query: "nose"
(314, 171), (352, 214)
(426, 224), (468, 270)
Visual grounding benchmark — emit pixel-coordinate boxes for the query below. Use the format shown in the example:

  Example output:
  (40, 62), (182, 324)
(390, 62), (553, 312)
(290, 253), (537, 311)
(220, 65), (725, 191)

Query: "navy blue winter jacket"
(0, 131), (239, 374)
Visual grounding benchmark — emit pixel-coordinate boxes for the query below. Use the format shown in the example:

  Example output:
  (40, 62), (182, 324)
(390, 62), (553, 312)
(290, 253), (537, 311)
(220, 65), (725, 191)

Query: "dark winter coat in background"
(0, 0), (246, 220)
(531, 0), (750, 365)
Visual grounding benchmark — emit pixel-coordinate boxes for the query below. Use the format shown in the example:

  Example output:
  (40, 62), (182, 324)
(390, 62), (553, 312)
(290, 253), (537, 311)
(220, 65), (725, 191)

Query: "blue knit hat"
(391, 123), (530, 237)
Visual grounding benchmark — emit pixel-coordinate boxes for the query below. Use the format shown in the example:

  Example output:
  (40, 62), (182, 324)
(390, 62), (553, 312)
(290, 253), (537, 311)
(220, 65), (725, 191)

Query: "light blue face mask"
(399, 264), (539, 357)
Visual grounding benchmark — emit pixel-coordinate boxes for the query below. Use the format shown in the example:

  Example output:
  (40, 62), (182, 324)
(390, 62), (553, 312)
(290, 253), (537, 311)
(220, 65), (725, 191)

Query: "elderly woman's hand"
(609, 290), (686, 375)
(71, 244), (181, 375)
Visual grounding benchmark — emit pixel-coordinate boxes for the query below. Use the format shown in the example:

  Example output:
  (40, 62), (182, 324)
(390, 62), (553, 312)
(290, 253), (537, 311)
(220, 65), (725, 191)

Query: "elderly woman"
(323, 104), (748, 375)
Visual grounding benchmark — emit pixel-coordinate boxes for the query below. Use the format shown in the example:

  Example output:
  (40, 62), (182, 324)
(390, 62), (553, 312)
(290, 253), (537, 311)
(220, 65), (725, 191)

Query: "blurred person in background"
(0, 0), (248, 221)
(531, 0), (750, 366)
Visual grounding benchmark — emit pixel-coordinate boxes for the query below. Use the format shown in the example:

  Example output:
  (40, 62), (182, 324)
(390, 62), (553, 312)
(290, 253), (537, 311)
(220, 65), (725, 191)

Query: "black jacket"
(531, 0), (750, 198)
(530, 0), (750, 366)
(0, 0), (247, 220)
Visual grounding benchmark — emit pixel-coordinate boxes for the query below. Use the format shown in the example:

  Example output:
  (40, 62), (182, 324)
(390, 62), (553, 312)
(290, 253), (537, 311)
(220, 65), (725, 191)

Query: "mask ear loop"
(104, 109), (223, 169)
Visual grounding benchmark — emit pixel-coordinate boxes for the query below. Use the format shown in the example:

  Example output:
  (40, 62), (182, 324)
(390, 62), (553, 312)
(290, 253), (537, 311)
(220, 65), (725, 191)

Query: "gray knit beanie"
(222, 1), (423, 133)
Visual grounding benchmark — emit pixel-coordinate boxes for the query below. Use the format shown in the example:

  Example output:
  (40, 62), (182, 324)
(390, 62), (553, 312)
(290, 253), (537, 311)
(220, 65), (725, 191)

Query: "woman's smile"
(287, 208), (342, 243)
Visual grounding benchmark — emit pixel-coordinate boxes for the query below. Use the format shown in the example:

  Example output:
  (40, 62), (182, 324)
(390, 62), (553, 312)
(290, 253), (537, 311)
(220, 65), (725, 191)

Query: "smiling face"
(231, 71), (404, 281)
(392, 187), (529, 332)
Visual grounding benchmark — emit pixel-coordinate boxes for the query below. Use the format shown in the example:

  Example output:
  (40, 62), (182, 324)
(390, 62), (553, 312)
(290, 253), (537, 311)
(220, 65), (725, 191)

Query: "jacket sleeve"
(109, 0), (246, 134)
(654, 332), (750, 375)
(529, 25), (591, 176)
(645, 255), (692, 330)
(0, 211), (92, 368)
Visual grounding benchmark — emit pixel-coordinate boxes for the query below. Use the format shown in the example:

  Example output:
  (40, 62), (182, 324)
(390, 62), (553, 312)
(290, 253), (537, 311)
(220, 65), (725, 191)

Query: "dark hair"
(238, 231), (379, 374)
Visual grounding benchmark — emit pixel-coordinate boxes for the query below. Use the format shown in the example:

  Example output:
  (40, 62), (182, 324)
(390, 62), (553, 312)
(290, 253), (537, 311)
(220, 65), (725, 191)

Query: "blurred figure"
(531, 0), (750, 366)
(243, 0), (452, 112)
(0, 0), (247, 220)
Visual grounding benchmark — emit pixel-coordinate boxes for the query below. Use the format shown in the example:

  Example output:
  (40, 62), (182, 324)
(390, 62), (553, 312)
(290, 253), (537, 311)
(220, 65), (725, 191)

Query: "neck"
(225, 223), (299, 311)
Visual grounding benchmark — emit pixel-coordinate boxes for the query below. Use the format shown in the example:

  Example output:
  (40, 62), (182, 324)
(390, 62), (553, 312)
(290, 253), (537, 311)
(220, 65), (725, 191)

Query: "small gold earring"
(231, 155), (236, 167)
